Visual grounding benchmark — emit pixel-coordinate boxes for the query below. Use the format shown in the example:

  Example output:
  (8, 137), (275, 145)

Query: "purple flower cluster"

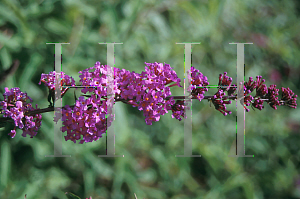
(212, 73), (298, 114)
(88, 62), (183, 124)
(214, 72), (236, 115)
(39, 71), (76, 89)
(117, 62), (182, 125)
(50, 63), (113, 143)
(58, 96), (111, 144)
(218, 72), (237, 96)
(211, 89), (232, 116)
(0, 87), (42, 138)
(234, 75), (297, 112)
(189, 66), (209, 102)
(39, 71), (75, 103)
(281, 87), (297, 108)
(265, 84), (281, 110)
(55, 62), (183, 143)
(1, 61), (297, 143)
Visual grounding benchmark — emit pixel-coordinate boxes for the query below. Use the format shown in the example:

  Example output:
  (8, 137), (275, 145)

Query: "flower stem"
(0, 95), (276, 123)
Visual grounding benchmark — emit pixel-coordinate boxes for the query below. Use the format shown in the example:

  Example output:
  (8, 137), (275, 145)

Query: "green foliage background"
(0, 0), (300, 198)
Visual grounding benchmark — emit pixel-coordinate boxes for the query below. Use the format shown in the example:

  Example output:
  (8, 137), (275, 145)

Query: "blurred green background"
(0, 0), (300, 198)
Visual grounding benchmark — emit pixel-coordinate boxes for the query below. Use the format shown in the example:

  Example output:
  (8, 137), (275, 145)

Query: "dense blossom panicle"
(143, 62), (182, 88)
(79, 62), (111, 95)
(54, 61), (183, 141)
(58, 99), (112, 144)
(1, 61), (298, 143)
(113, 62), (181, 124)
(0, 87), (42, 138)
(138, 63), (181, 124)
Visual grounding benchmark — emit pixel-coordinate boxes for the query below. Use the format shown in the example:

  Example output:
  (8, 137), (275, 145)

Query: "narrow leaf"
(74, 90), (78, 102)
(65, 192), (82, 199)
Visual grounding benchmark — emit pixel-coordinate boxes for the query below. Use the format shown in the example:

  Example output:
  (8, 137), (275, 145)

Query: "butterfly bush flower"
(244, 77), (256, 94)
(55, 62), (119, 144)
(61, 99), (110, 144)
(281, 87), (297, 108)
(212, 89), (232, 115)
(255, 75), (268, 97)
(0, 87), (42, 138)
(206, 72), (233, 115)
(57, 96), (111, 144)
(170, 100), (186, 121)
(79, 61), (120, 96)
(138, 62), (182, 124)
(265, 84), (281, 110)
(113, 62), (181, 125)
(187, 66), (209, 102)
(218, 72), (237, 96)
(39, 71), (75, 92)
(1, 61), (298, 143)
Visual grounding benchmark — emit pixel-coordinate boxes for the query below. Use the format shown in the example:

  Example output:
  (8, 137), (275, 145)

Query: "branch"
(0, 94), (281, 126)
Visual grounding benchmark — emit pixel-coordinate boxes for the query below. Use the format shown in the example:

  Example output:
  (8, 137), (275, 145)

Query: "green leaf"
(65, 192), (82, 199)
(47, 89), (53, 108)
(74, 90), (78, 102)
